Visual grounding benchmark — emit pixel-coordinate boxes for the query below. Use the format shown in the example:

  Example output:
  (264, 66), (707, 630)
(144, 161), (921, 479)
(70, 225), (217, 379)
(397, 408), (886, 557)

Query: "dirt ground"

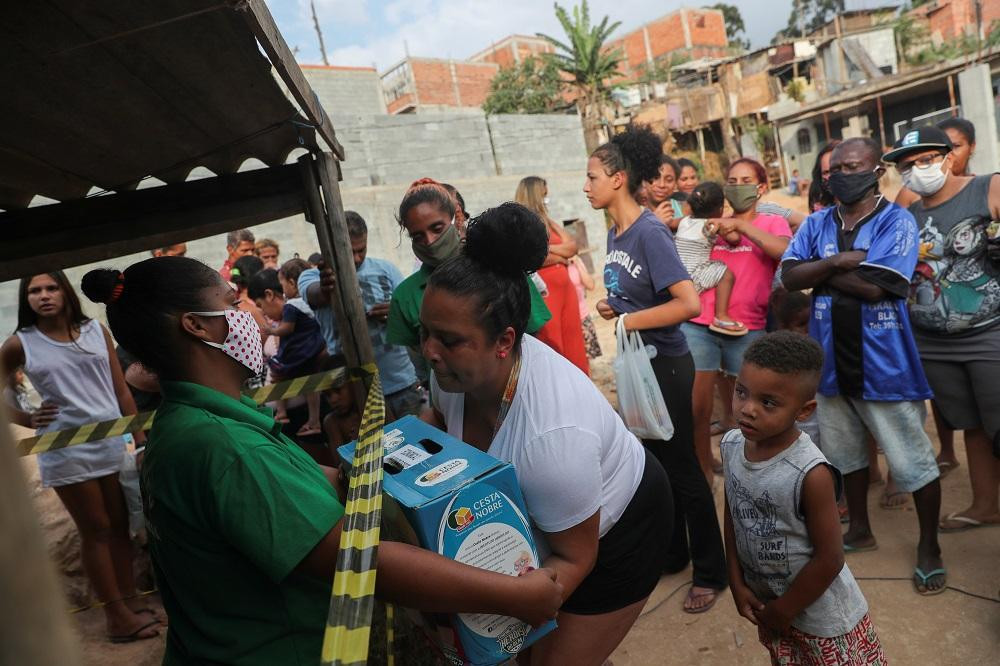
(56, 189), (1000, 663)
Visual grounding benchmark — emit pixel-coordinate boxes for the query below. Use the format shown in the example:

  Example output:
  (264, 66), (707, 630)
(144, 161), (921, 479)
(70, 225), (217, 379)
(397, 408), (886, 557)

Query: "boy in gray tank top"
(722, 332), (885, 664)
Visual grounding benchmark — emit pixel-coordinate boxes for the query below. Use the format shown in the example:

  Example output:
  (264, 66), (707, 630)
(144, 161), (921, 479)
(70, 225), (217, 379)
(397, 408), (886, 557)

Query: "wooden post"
(299, 153), (375, 403)
(772, 121), (787, 186)
(947, 75), (957, 115)
(876, 95), (887, 149)
(823, 112), (831, 141)
(0, 402), (81, 666)
(834, 15), (848, 90)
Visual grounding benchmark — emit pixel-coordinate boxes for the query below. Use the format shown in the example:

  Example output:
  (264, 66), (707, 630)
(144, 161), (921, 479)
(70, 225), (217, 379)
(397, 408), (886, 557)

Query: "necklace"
(491, 351), (522, 442)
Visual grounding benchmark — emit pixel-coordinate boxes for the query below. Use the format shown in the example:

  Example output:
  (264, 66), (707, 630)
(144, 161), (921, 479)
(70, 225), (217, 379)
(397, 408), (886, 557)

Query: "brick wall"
(686, 8), (727, 48)
(925, 0), (1000, 43)
(385, 59), (499, 112)
(645, 13), (688, 56)
(451, 62), (497, 106)
(411, 60), (459, 106)
(386, 92), (416, 114)
(472, 36), (553, 68)
(611, 8), (728, 76)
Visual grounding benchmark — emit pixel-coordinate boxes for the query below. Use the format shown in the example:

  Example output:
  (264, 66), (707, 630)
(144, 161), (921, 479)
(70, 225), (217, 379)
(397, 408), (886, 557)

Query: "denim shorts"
(815, 395), (939, 493)
(680, 322), (764, 376)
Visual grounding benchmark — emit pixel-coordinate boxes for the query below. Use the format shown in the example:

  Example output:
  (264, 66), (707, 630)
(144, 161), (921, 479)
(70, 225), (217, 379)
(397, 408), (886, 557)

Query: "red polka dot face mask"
(189, 309), (264, 376)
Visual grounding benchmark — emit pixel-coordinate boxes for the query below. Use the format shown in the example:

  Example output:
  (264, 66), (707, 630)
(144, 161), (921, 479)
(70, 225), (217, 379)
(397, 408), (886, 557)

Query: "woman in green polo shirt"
(386, 179), (552, 382)
(80, 257), (561, 666)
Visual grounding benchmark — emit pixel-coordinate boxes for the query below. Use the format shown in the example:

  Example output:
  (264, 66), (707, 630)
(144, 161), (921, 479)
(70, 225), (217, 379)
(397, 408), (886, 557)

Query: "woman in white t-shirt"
(421, 203), (673, 665)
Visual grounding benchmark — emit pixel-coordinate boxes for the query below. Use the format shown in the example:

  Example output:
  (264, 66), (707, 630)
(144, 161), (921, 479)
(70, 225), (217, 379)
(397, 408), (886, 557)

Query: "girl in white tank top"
(1, 271), (161, 643)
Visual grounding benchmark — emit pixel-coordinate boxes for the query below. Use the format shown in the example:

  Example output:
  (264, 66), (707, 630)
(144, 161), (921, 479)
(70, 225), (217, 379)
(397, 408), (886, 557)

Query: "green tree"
(894, 12), (929, 64)
(707, 3), (750, 50)
(483, 56), (567, 115)
(632, 52), (690, 85)
(537, 1), (623, 154)
(775, 0), (844, 41)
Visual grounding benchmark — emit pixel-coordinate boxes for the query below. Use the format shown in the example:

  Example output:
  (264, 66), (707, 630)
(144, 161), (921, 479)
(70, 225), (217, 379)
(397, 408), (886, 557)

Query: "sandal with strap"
(709, 318), (749, 337)
(913, 567), (947, 596)
(108, 619), (160, 644)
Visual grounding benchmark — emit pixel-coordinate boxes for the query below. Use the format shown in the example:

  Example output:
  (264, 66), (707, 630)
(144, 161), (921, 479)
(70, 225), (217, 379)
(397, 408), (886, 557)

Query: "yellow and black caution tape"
(321, 370), (386, 666)
(15, 367), (355, 456)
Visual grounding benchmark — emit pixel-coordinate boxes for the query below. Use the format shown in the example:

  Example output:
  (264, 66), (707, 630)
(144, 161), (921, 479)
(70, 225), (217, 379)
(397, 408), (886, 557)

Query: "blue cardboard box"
(338, 415), (555, 665)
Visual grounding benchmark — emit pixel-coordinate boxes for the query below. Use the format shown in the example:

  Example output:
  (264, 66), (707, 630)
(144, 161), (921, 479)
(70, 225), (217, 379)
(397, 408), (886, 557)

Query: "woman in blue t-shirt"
(589, 124), (729, 613)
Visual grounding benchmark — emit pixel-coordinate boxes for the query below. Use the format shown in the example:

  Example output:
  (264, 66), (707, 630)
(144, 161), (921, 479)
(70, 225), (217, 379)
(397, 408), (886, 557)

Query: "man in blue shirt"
(299, 211), (422, 418)
(782, 138), (945, 596)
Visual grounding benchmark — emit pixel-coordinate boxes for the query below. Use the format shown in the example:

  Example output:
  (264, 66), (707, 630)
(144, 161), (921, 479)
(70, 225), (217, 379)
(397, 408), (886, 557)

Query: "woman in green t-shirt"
(80, 257), (561, 666)
(386, 179), (552, 383)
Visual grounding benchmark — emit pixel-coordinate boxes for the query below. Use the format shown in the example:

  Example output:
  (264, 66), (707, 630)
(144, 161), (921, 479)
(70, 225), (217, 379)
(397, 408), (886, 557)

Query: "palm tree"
(538, 1), (623, 154)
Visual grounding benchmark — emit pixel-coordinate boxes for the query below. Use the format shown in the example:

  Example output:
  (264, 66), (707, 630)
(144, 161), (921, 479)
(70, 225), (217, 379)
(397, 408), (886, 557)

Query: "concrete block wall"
(301, 66), (385, 121)
(488, 114), (589, 176)
(336, 113), (498, 188)
(333, 112), (588, 189)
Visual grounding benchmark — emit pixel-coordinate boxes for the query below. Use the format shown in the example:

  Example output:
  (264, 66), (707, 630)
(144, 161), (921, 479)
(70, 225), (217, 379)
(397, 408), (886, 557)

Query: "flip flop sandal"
(108, 619), (160, 644)
(913, 567), (947, 596)
(682, 588), (720, 614)
(939, 512), (1000, 533)
(843, 542), (878, 553)
(709, 318), (749, 337)
(274, 416), (291, 424)
(878, 491), (908, 510)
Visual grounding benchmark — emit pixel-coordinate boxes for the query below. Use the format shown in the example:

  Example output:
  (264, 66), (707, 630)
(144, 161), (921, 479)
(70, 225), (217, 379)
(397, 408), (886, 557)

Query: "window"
(796, 127), (812, 154)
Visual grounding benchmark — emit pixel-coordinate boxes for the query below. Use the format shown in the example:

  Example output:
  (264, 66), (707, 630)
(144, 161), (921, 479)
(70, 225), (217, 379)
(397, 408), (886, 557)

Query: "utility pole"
(310, 0), (330, 66)
(975, 0), (984, 62)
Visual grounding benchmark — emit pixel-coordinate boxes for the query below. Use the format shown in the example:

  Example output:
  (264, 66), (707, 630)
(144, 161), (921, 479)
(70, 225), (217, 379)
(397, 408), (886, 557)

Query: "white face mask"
(902, 159), (949, 197)
(189, 309), (263, 375)
(543, 196), (550, 206)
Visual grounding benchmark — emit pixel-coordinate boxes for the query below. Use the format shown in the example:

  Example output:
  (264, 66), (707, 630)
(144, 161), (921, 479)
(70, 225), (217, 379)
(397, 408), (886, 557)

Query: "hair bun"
(464, 202), (549, 276)
(611, 124), (663, 185)
(407, 177), (444, 192)
(81, 268), (124, 305)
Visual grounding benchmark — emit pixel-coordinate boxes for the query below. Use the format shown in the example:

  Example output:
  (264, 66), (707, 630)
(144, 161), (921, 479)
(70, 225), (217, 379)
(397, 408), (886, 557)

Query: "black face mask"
(828, 169), (880, 205)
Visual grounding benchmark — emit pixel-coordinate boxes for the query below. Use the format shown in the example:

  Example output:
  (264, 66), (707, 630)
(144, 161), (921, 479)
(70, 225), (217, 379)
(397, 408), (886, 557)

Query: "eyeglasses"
(896, 153), (945, 176)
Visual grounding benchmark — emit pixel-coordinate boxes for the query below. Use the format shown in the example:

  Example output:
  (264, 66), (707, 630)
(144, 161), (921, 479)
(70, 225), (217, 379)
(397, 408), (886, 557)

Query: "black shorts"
(923, 359), (1000, 442)
(561, 449), (674, 615)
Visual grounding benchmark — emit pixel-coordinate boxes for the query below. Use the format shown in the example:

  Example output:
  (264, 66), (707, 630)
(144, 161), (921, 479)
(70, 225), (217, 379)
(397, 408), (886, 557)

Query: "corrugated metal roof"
(0, 0), (321, 210)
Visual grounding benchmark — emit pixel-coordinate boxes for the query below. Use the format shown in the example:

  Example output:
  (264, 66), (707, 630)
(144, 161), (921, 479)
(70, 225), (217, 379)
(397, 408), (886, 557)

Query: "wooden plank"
(299, 154), (373, 410)
(0, 165), (305, 281)
(239, 0), (345, 160)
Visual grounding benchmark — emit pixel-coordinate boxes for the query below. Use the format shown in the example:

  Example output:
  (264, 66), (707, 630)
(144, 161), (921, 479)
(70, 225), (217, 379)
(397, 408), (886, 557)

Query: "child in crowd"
(773, 291), (821, 450)
(675, 182), (747, 336)
(278, 257), (312, 309)
(3, 366), (36, 413)
(248, 269), (326, 437)
(318, 354), (361, 452)
(567, 255), (602, 358)
(722, 332), (885, 665)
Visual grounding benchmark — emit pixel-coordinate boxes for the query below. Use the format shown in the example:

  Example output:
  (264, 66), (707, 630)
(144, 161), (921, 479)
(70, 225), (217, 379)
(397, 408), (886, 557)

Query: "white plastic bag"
(119, 441), (146, 537)
(613, 316), (674, 441)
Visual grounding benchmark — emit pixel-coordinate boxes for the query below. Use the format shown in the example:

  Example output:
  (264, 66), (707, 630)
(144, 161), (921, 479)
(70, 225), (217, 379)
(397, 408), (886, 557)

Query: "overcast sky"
(267, 0), (805, 71)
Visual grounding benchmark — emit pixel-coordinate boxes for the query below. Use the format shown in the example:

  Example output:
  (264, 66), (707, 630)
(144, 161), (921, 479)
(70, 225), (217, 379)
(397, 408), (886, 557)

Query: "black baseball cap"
(882, 126), (952, 164)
